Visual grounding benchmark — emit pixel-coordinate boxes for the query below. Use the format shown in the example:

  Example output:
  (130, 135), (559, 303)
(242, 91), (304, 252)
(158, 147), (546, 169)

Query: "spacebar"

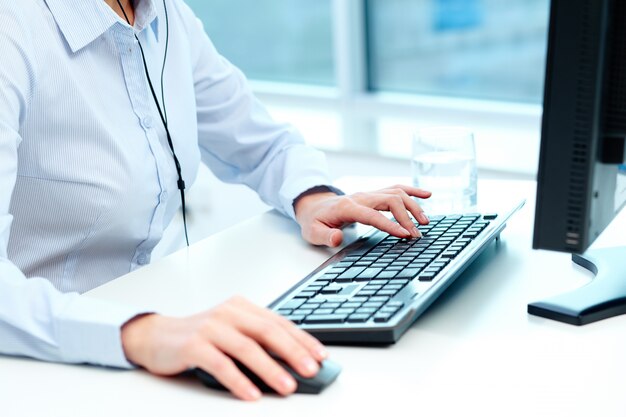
(304, 314), (348, 324)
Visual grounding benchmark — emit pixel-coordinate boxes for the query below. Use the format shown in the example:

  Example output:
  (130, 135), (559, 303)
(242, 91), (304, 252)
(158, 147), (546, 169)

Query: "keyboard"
(269, 205), (523, 345)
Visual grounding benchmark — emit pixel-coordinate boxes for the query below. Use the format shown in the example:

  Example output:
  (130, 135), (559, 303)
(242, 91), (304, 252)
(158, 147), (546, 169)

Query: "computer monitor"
(529, 0), (626, 325)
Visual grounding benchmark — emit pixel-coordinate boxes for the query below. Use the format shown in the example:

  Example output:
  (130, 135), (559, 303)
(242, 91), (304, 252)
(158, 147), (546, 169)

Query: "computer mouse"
(195, 357), (341, 395)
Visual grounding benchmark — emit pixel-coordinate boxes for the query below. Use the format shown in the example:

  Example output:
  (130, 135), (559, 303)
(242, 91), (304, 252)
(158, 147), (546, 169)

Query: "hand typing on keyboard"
(294, 184), (432, 247)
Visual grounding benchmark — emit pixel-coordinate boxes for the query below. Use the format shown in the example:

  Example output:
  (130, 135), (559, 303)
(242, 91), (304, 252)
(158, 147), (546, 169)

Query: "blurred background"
(158, 0), (550, 252)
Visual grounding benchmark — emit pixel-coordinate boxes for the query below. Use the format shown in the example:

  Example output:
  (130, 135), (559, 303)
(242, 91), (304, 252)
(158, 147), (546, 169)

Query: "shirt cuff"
(292, 184), (345, 211)
(279, 175), (343, 220)
(56, 295), (149, 368)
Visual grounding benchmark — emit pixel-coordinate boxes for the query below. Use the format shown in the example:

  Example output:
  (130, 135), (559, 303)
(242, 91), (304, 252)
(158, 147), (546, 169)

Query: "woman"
(0, 0), (430, 400)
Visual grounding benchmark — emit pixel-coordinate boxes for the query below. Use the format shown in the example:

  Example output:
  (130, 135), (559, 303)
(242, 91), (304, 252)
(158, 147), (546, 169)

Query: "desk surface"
(2, 178), (625, 417)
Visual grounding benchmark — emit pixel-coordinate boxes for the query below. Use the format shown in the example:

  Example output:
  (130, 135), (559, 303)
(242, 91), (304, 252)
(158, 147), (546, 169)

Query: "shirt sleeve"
(0, 5), (141, 369)
(179, 4), (336, 220)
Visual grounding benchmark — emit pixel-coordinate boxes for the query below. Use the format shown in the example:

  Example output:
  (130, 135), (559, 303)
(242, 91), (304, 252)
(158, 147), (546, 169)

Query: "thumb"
(305, 223), (344, 247)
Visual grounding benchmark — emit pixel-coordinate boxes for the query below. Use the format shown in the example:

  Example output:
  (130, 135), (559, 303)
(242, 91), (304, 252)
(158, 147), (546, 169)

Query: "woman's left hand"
(294, 185), (432, 247)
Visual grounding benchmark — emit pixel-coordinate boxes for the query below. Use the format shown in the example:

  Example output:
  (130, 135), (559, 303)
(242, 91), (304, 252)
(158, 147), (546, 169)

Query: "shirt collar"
(45, 0), (160, 53)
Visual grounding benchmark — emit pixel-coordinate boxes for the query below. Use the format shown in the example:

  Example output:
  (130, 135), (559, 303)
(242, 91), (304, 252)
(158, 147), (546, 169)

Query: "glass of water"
(412, 127), (477, 213)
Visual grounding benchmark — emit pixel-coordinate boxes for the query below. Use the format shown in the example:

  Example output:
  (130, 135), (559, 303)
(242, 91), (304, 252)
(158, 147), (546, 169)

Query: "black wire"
(160, 0), (169, 124)
(116, 0), (190, 247)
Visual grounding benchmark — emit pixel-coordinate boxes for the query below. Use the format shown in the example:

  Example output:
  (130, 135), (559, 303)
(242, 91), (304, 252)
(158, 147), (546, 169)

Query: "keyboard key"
(418, 272), (437, 282)
(278, 309), (293, 315)
(321, 285), (342, 294)
(396, 268), (420, 279)
(295, 291), (316, 299)
(324, 302), (342, 309)
(362, 301), (385, 308)
(286, 315), (306, 324)
(356, 307), (378, 314)
(356, 267), (382, 279)
(304, 314), (349, 324)
(373, 313), (393, 322)
(279, 299), (305, 310)
(384, 284), (404, 291)
(385, 265), (404, 271)
(386, 301), (405, 309)
(347, 314), (371, 323)
(363, 285), (383, 291)
(328, 267), (346, 274)
(343, 302), (363, 308)
(370, 296), (390, 302)
(294, 308), (314, 316)
(338, 266), (366, 280)
(377, 270), (398, 279)
(356, 290), (376, 297)
(314, 308), (335, 315)
(335, 308), (356, 315)
(377, 289), (398, 296)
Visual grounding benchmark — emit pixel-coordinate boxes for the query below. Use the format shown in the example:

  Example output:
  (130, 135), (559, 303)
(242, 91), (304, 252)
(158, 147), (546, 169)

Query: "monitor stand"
(528, 246), (626, 325)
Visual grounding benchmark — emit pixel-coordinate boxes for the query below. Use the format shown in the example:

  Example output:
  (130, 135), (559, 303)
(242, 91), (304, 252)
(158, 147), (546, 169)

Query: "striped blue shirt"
(0, 0), (333, 368)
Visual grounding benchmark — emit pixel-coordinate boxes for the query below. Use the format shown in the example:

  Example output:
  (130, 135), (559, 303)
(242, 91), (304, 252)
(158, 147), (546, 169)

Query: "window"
(366, 0), (550, 103)
(184, 0), (335, 86)
(184, 0), (551, 175)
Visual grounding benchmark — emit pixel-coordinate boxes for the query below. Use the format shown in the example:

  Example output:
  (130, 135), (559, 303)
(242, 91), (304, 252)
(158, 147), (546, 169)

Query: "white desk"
(2, 179), (625, 417)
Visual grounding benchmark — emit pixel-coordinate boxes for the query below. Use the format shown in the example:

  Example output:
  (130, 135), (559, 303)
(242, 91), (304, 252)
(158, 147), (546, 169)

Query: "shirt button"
(137, 254), (149, 265)
(142, 116), (153, 129)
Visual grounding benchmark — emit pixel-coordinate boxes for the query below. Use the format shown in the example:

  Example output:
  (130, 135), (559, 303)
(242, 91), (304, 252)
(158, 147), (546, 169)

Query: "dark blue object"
(195, 357), (341, 395)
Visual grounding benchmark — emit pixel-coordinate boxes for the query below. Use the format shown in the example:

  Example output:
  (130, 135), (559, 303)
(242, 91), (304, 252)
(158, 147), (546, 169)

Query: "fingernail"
(247, 386), (262, 400)
(302, 357), (320, 374)
(419, 213), (429, 224)
(280, 375), (297, 392)
(315, 346), (328, 359)
(398, 226), (411, 237)
(412, 227), (421, 238)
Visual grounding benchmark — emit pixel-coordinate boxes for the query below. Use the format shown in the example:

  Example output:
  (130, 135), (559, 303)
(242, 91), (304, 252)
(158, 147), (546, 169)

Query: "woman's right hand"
(121, 296), (328, 400)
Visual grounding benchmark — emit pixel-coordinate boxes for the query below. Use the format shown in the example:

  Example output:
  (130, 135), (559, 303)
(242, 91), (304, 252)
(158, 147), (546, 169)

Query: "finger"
(380, 189), (429, 225)
(303, 222), (344, 247)
(235, 314), (321, 378)
(346, 203), (412, 238)
(350, 193), (415, 238)
(272, 314), (329, 362)
(384, 195), (420, 238)
(211, 324), (298, 396)
(238, 299), (329, 362)
(192, 343), (262, 401)
(380, 184), (432, 199)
